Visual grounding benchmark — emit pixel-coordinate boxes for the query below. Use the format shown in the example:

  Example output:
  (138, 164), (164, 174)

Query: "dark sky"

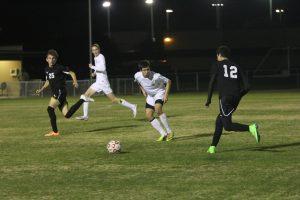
(0, 0), (299, 78)
(1, 0), (299, 46)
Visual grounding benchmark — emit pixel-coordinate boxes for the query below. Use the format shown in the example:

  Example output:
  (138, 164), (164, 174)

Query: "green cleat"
(156, 135), (166, 142)
(166, 132), (174, 142)
(207, 146), (216, 154)
(249, 123), (260, 143)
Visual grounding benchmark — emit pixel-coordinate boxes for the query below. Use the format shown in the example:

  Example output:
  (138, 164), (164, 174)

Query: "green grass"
(0, 91), (299, 200)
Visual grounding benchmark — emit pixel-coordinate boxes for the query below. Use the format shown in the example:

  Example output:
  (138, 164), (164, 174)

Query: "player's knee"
(47, 106), (54, 113)
(223, 123), (232, 131)
(145, 112), (153, 121)
(155, 108), (163, 116)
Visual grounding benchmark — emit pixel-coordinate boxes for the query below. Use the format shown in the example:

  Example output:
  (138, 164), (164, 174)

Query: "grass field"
(0, 91), (299, 200)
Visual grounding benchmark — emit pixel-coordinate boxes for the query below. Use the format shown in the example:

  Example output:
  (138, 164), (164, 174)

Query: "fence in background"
(1, 70), (300, 98)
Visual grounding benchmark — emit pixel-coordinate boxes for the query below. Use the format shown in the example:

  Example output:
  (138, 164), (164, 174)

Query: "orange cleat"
(44, 131), (60, 137)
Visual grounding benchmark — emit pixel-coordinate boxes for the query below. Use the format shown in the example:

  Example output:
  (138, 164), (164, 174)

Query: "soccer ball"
(106, 140), (121, 153)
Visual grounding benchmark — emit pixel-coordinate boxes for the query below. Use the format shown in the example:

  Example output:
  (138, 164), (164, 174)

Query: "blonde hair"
(91, 43), (100, 49)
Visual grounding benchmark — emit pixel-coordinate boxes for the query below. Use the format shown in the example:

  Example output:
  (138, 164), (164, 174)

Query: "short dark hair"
(138, 60), (150, 70)
(216, 46), (231, 58)
(47, 49), (59, 59)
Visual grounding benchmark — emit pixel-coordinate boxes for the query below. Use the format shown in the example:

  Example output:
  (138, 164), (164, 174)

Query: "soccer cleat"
(249, 123), (260, 143)
(207, 146), (216, 154)
(45, 131), (60, 137)
(80, 95), (94, 102)
(166, 132), (174, 141)
(131, 104), (137, 118)
(76, 116), (89, 121)
(156, 135), (167, 142)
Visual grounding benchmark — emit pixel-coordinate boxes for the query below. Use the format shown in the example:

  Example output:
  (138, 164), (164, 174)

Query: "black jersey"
(206, 59), (250, 103)
(45, 64), (70, 93)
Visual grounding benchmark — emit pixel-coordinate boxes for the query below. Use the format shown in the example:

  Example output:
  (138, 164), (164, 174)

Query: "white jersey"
(91, 53), (108, 82)
(90, 53), (112, 94)
(134, 71), (169, 97)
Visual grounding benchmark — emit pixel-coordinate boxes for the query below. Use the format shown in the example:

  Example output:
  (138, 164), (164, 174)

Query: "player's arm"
(89, 55), (106, 73)
(205, 64), (218, 107)
(163, 79), (172, 103)
(239, 67), (250, 97)
(36, 80), (49, 95)
(138, 83), (147, 97)
(205, 74), (216, 107)
(67, 71), (79, 88)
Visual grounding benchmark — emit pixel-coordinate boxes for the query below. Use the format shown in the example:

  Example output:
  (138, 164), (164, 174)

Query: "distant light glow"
(145, 0), (154, 4)
(212, 3), (224, 7)
(166, 9), (173, 13)
(275, 9), (285, 13)
(163, 37), (174, 45)
(102, 1), (111, 8)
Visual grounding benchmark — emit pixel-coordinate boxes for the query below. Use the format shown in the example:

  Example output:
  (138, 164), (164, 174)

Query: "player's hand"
(90, 72), (96, 78)
(88, 64), (93, 68)
(36, 89), (42, 95)
(73, 82), (79, 88)
(163, 95), (169, 104)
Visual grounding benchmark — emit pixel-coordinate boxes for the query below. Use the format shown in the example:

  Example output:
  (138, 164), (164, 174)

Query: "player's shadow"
(223, 142), (300, 153)
(175, 132), (231, 141)
(83, 125), (139, 133)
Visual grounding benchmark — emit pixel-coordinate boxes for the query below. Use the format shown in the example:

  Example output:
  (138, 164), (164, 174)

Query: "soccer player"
(134, 60), (174, 142)
(76, 44), (137, 120)
(205, 46), (260, 154)
(36, 49), (89, 136)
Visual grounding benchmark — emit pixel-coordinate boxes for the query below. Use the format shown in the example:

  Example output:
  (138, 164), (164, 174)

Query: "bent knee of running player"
(154, 103), (163, 115)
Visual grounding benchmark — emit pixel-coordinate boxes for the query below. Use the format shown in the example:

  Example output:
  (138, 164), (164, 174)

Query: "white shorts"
(90, 79), (113, 95)
(146, 91), (165, 107)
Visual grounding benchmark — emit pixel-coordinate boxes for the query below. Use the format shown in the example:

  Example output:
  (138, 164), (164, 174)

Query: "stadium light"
(275, 9), (284, 13)
(145, 0), (153, 4)
(275, 9), (285, 24)
(211, 2), (224, 30)
(102, 1), (111, 8)
(211, 4), (224, 7)
(145, 0), (155, 42)
(163, 36), (174, 45)
(102, 1), (111, 38)
(165, 9), (174, 33)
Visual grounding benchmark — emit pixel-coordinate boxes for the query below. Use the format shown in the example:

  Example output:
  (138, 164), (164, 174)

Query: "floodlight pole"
(269, 0), (273, 21)
(88, 0), (93, 82)
(150, 4), (155, 42)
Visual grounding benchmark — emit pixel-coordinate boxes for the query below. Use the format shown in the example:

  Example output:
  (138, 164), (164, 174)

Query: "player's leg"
(106, 92), (137, 118)
(220, 96), (260, 143)
(145, 96), (167, 141)
(154, 100), (174, 141)
(76, 87), (97, 120)
(45, 97), (60, 137)
(207, 114), (223, 154)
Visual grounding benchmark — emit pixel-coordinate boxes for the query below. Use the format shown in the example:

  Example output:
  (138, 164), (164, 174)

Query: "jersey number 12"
(223, 65), (237, 79)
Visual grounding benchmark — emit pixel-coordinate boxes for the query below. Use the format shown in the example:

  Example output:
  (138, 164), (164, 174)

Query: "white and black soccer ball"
(106, 140), (121, 153)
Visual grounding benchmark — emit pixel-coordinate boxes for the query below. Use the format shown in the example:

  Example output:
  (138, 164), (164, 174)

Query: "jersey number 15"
(223, 65), (237, 79)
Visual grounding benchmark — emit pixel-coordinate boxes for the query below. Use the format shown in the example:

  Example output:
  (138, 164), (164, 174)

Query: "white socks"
(83, 102), (89, 117)
(120, 99), (135, 110)
(159, 113), (172, 133)
(150, 118), (167, 136)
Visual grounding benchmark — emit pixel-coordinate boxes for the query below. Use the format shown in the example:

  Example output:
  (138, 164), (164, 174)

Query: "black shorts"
(52, 88), (68, 111)
(145, 99), (164, 110)
(219, 95), (241, 118)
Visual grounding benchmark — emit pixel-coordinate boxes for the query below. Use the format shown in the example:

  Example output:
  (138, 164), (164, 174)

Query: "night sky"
(1, 0), (300, 79)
